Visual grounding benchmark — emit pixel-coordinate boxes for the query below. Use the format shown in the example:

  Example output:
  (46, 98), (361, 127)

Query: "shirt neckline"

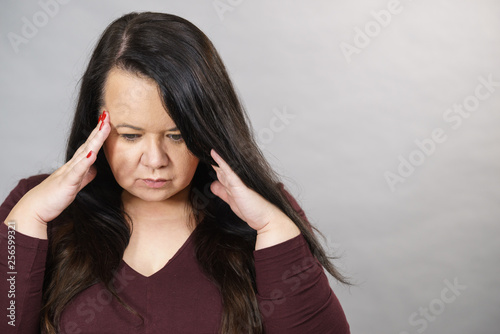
(120, 229), (196, 279)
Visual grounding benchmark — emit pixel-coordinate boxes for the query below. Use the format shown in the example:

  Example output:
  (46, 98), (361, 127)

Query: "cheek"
(178, 153), (199, 181)
(188, 158), (200, 175)
(104, 140), (136, 178)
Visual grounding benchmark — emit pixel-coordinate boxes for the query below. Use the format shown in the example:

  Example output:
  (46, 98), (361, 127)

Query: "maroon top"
(0, 174), (349, 333)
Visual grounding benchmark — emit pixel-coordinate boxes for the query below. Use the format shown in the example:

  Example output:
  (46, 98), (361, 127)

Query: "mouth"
(142, 179), (169, 188)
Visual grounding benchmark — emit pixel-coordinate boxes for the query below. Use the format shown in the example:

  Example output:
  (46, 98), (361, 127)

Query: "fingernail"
(99, 111), (106, 131)
(86, 151), (92, 158)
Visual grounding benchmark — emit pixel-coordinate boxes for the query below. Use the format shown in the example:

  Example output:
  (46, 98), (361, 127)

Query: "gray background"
(1, 0), (499, 333)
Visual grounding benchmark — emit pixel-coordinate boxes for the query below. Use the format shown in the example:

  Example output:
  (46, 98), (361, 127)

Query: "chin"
(137, 190), (175, 202)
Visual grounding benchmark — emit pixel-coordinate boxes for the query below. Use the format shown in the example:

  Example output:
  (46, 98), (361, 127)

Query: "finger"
(66, 126), (100, 165)
(210, 149), (233, 174)
(86, 110), (110, 149)
(210, 181), (242, 218)
(210, 150), (244, 187)
(212, 165), (228, 188)
(77, 111), (107, 146)
(210, 171), (233, 197)
(66, 109), (110, 183)
(85, 121), (110, 158)
(70, 149), (98, 180)
(97, 110), (107, 131)
(68, 111), (110, 169)
(210, 180), (230, 203)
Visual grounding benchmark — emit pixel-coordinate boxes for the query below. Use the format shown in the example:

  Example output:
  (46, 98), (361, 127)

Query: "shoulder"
(0, 174), (50, 222)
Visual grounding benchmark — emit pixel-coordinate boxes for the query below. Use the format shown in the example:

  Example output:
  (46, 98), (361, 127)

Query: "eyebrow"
(115, 124), (178, 131)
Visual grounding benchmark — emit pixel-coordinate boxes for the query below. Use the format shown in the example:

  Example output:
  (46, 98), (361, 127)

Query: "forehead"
(103, 68), (175, 130)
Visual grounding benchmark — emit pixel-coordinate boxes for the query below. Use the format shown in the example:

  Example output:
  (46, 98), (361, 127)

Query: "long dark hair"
(41, 12), (348, 333)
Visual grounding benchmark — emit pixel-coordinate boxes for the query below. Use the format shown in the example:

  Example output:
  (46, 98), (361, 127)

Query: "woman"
(0, 12), (350, 333)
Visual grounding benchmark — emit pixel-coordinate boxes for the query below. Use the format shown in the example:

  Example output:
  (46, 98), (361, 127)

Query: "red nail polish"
(99, 111), (106, 130)
(86, 151), (92, 158)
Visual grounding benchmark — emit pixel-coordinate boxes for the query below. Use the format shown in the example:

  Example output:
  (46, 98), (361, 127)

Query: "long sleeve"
(255, 184), (350, 333)
(0, 176), (50, 333)
(254, 235), (350, 333)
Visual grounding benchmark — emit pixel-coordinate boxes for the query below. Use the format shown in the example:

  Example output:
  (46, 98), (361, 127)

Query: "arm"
(0, 177), (50, 333)
(255, 184), (350, 333)
(0, 112), (109, 333)
(254, 235), (350, 333)
(208, 150), (350, 333)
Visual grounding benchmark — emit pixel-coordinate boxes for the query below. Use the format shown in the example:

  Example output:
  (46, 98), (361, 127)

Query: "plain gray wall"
(1, 0), (499, 333)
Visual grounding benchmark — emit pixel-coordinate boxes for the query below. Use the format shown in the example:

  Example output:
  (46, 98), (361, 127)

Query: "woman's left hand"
(209, 149), (278, 232)
(209, 149), (300, 250)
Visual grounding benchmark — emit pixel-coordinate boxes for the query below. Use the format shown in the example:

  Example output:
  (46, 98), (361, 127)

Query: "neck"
(121, 187), (195, 232)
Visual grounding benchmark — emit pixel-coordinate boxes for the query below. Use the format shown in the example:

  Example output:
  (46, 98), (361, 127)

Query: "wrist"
(255, 209), (300, 250)
(4, 204), (48, 240)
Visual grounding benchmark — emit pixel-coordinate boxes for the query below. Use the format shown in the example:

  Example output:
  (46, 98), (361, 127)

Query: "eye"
(120, 134), (141, 142)
(168, 133), (183, 143)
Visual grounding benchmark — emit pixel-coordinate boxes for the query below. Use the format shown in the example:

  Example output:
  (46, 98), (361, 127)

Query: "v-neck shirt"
(0, 174), (350, 333)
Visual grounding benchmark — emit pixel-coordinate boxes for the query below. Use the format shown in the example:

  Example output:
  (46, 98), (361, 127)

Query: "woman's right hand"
(4, 111), (110, 238)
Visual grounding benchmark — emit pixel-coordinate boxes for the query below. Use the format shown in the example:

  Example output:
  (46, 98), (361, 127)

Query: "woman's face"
(102, 68), (199, 204)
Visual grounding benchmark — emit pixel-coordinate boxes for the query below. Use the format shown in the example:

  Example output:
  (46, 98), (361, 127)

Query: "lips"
(142, 179), (169, 188)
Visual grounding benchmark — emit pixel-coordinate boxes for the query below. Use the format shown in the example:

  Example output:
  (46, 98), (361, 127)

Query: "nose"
(140, 137), (169, 170)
